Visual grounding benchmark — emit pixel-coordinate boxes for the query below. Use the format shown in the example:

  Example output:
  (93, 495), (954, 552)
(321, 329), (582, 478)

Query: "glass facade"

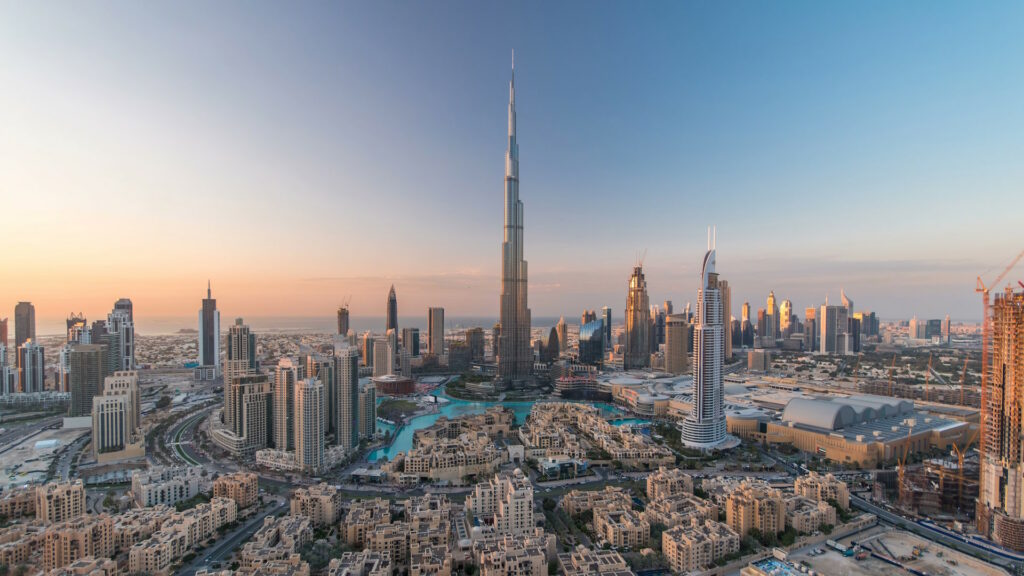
(579, 319), (604, 366)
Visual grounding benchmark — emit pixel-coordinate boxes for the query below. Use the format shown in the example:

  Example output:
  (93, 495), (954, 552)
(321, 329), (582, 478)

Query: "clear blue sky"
(1, 1), (1022, 324)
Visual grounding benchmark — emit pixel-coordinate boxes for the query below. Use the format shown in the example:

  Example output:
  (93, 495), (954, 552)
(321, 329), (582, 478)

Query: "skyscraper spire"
(207, 279), (211, 299)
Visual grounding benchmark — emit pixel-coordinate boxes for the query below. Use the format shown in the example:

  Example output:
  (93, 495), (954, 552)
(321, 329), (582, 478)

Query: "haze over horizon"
(3, 2), (1022, 326)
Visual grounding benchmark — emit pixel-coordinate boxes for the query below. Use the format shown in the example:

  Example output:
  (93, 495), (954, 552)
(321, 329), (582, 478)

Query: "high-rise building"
(624, 266), (651, 370)
(220, 373), (272, 455)
(273, 358), (298, 451)
(942, 314), (951, 345)
(497, 57), (532, 385)
(385, 285), (398, 333)
(804, 308), (818, 352)
(581, 309), (597, 326)
(0, 317), (7, 348)
(779, 299), (793, 338)
(0, 344), (15, 395)
(303, 353), (335, 437)
(402, 327), (420, 357)
(337, 305), (350, 337)
(16, 340), (44, 394)
(466, 328), (485, 362)
(335, 346), (360, 449)
(602, 307), (612, 350)
(819, 302), (850, 355)
(225, 318), (257, 382)
(664, 301), (674, 315)
(107, 299), (134, 370)
(680, 239), (728, 449)
(979, 288), (1024, 549)
(665, 314), (691, 375)
(719, 280), (732, 359)
(69, 344), (107, 417)
(428, 307), (445, 356)
(197, 282), (220, 379)
(14, 302), (35, 347)
(764, 291), (779, 345)
(841, 289), (860, 351)
(373, 336), (395, 377)
(358, 382), (376, 441)
(555, 317), (568, 354)
(741, 302), (754, 348)
(578, 319), (604, 366)
(653, 305), (667, 348)
(361, 332), (375, 367)
(92, 371), (143, 462)
(294, 378), (325, 473)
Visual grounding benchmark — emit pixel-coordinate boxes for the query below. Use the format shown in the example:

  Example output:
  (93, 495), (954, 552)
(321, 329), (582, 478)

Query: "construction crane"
(888, 354), (897, 397)
(924, 353), (933, 403)
(898, 426), (913, 510)
(976, 249), (1024, 498)
(959, 354), (969, 406)
(952, 426), (981, 512)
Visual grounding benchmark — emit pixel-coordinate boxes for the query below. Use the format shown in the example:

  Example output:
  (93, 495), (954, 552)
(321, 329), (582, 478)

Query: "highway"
(175, 498), (288, 576)
(166, 408), (213, 466)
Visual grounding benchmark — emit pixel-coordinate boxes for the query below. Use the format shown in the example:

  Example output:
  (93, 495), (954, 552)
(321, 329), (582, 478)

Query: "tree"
(548, 560), (559, 575)
(156, 395), (172, 409)
(542, 498), (556, 512)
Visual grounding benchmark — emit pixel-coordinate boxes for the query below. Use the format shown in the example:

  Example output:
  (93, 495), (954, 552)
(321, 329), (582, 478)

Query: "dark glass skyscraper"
(579, 319), (604, 366)
(198, 282), (220, 378)
(497, 56), (532, 384)
(386, 285), (398, 333)
(14, 302), (34, 347)
(337, 305), (350, 336)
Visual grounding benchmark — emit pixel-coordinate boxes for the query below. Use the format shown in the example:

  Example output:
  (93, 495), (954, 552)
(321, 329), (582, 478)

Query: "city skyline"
(3, 2), (1024, 326)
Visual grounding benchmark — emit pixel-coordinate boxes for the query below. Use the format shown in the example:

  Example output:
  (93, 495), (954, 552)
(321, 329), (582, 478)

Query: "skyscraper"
(578, 319), (604, 366)
(978, 287), (1024, 549)
(107, 300), (134, 370)
(402, 327), (420, 357)
(664, 301), (674, 315)
(334, 346), (360, 449)
(17, 340), (44, 393)
(804, 307), (818, 352)
(942, 314), (951, 345)
(466, 328), (485, 362)
(303, 353), (334, 437)
(361, 332), (374, 366)
(665, 314), (691, 375)
(358, 382), (376, 441)
(555, 317), (568, 353)
(294, 377), (325, 474)
(273, 358), (298, 451)
(779, 299), (793, 338)
(225, 318), (257, 382)
(337, 305), (350, 337)
(680, 239), (729, 449)
(719, 280), (732, 359)
(601, 307), (612, 350)
(220, 373), (272, 456)
(385, 285), (398, 333)
(69, 344), (107, 417)
(373, 335), (396, 377)
(819, 302), (850, 355)
(764, 291), (779, 345)
(197, 282), (220, 380)
(0, 317), (7, 348)
(14, 302), (35, 347)
(428, 307), (445, 357)
(624, 266), (651, 370)
(497, 56), (532, 385)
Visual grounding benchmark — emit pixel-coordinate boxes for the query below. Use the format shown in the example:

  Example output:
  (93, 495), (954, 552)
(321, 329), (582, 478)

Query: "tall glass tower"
(497, 55), (532, 384)
(681, 235), (732, 449)
(624, 266), (650, 370)
(385, 285), (398, 333)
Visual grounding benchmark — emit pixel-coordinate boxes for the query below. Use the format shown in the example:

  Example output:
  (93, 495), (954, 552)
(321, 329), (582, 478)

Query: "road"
(175, 499), (288, 576)
(0, 415), (63, 454)
(166, 408), (213, 466)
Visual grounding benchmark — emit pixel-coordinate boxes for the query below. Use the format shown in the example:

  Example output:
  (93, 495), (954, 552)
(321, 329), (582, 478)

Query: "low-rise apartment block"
(644, 493), (718, 528)
(290, 483), (343, 527)
(42, 514), (115, 572)
(662, 518), (740, 573)
(327, 550), (393, 576)
(794, 472), (850, 510)
(213, 472), (259, 510)
(131, 466), (204, 508)
(784, 494), (836, 533)
(239, 515), (312, 570)
(466, 469), (534, 537)
(560, 486), (632, 517)
(37, 480), (86, 524)
(725, 481), (785, 537)
(128, 497), (237, 575)
(343, 498), (391, 547)
(557, 544), (635, 575)
(45, 556), (119, 576)
(0, 485), (36, 519)
(594, 507), (649, 549)
(647, 466), (694, 501)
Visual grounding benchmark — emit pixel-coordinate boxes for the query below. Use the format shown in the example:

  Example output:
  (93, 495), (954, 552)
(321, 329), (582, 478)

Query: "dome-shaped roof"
(782, 399), (857, 430)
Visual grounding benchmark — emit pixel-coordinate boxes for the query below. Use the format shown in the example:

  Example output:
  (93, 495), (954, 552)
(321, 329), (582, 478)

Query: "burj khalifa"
(497, 55), (532, 385)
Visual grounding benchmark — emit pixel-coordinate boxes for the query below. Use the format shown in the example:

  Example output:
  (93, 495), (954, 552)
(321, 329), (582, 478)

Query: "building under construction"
(857, 380), (981, 408)
(894, 457), (979, 519)
(978, 286), (1024, 550)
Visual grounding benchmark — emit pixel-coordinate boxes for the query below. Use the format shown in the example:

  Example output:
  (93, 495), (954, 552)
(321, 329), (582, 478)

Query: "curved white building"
(680, 238), (736, 450)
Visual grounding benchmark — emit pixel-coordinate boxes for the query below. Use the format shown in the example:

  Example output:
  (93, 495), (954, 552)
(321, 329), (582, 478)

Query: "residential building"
(294, 377), (325, 473)
(213, 472), (259, 509)
(647, 466), (694, 501)
(466, 469), (534, 536)
(17, 339), (44, 393)
(665, 314), (690, 375)
(794, 472), (850, 510)
(725, 481), (785, 537)
(427, 307), (445, 357)
(359, 382), (376, 440)
(402, 327), (420, 357)
(131, 466), (203, 508)
(36, 480), (86, 524)
(273, 358), (298, 451)
(557, 545), (634, 576)
(291, 483), (343, 527)
(662, 519), (740, 573)
(42, 515), (115, 572)
(335, 345), (360, 448)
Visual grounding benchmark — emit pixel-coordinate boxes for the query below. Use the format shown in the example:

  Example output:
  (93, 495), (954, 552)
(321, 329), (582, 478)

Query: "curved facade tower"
(497, 57), (532, 384)
(681, 241), (730, 449)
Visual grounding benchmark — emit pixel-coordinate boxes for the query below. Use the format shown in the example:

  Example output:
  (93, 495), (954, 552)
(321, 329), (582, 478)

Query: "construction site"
(792, 526), (1004, 576)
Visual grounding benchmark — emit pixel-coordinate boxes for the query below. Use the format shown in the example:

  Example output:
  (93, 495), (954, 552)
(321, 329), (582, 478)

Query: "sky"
(2, 1), (1023, 332)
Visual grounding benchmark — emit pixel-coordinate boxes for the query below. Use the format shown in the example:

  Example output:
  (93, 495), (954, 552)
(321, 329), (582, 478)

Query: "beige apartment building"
(42, 515), (115, 572)
(725, 481), (785, 537)
(37, 480), (86, 524)
(213, 472), (259, 510)
(558, 544), (635, 575)
(784, 495), (836, 533)
(662, 518), (740, 573)
(794, 471), (850, 510)
(290, 483), (343, 527)
(343, 498), (391, 547)
(594, 508), (650, 549)
(647, 466), (694, 501)
(466, 469), (534, 537)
